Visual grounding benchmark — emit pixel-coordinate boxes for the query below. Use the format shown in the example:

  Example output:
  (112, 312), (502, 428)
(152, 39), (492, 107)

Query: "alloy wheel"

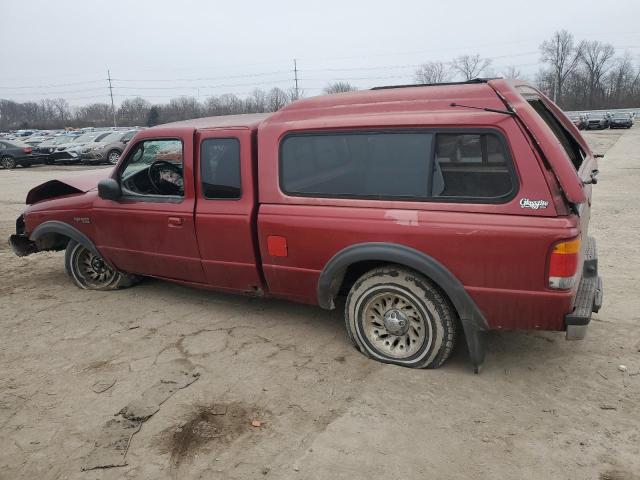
(1, 157), (16, 169)
(108, 151), (120, 164)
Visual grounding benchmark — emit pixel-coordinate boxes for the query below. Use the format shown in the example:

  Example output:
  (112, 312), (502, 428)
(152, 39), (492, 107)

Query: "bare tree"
(117, 97), (151, 126)
(579, 40), (616, 108)
(414, 61), (451, 84)
(502, 65), (524, 80)
(539, 30), (582, 103)
(287, 86), (304, 102)
(452, 54), (491, 81)
(51, 98), (70, 125)
(163, 96), (201, 122)
(605, 52), (636, 107)
(75, 103), (113, 127)
(324, 82), (358, 94)
(267, 87), (289, 111)
(146, 106), (161, 126)
(217, 93), (244, 115)
(244, 89), (267, 113)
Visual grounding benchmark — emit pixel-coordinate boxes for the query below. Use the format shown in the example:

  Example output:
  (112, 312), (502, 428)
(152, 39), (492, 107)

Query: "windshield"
(613, 114), (629, 119)
(99, 132), (124, 143)
(54, 136), (77, 144)
(74, 132), (103, 143)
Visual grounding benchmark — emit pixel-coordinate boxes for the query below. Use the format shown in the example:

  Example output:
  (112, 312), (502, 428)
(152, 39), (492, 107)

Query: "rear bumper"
(565, 236), (603, 340)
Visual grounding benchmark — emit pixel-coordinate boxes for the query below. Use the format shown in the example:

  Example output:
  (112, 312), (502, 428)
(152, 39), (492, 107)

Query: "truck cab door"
(93, 128), (205, 283)
(194, 128), (264, 294)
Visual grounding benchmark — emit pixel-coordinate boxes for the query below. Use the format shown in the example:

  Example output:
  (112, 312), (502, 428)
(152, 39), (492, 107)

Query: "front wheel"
(107, 150), (121, 165)
(345, 266), (456, 369)
(64, 240), (139, 290)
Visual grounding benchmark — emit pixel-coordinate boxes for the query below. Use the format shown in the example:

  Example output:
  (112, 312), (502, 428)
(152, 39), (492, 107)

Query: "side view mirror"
(123, 138), (130, 145)
(98, 178), (122, 200)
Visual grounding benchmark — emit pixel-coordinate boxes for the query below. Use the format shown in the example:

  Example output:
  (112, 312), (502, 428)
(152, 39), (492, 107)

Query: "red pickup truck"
(9, 79), (603, 372)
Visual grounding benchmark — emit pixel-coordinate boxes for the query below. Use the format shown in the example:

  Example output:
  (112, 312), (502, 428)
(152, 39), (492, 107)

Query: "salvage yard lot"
(1, 128), (639, 479)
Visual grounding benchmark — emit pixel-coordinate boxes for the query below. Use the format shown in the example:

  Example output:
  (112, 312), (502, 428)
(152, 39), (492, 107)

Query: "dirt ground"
(1, 128), (639, 480)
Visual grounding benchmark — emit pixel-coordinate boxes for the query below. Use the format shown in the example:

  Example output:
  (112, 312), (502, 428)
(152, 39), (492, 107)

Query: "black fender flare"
(30, 220), (106, 262)
(317, 242), (487, 371)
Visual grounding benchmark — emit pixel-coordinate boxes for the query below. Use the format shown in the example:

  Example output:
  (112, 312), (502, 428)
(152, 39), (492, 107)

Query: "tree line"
(0, 87), (301, 130)
(411, 30), (640, 111)
(2, 29), (639, 130)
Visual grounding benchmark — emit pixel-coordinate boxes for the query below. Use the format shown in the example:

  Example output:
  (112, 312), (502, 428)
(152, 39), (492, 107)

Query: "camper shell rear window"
(279, 129), (518, 203)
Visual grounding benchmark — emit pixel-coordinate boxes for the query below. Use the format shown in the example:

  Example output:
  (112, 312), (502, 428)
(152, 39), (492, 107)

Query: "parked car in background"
(50, 131), (111, 164)
(568, 114), (586, 130)
(0, 140), (45, 169)
(586, 114), (609, 130)
(23, 136), (53, 147)
(80, 129), (139, 165)
(609, 113), (633, 129)
(35, 134), (82, 163)
(15, 130), (35, 137)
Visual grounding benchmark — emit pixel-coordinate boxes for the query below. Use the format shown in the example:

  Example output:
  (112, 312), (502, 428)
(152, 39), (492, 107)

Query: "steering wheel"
(148, 160), (183, 195)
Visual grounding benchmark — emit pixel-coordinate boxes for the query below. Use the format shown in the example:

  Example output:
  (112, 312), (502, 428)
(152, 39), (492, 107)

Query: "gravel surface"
(0, 128), (638, 479)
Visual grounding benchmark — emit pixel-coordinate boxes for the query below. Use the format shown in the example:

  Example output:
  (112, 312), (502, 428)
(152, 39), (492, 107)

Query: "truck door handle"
(168, 216), (183, 227)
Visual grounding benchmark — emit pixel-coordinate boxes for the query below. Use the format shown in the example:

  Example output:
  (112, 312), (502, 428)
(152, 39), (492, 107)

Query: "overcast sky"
(2, 0), (639, 105)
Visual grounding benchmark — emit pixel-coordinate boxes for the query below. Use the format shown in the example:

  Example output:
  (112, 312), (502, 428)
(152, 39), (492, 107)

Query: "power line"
(0, 79), (106, 90)
(2, 44), (638, 92)
(111, 79), (292, 90)
(112, 70), (290, 83)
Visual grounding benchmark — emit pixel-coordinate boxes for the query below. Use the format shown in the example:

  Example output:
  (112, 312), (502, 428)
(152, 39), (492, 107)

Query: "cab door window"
(200, 138), (241, 199)
(119, 139), (184, 197)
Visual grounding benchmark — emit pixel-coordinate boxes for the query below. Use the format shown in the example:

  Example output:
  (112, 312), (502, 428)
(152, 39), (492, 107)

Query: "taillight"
(22, 147), (32, 154)
(548, 237), (581, 289)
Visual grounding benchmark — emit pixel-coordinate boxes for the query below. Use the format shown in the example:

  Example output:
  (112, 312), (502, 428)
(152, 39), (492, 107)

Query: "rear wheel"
(1, 156), (16, 169)
(64, 240), (139, 290)
(345, 266), (456, 369)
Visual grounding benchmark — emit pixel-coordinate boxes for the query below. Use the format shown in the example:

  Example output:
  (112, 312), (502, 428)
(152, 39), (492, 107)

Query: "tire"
(64, 240), (139, 290)
(1, 156), (16, 169)
(107, 149), (121, 165)
(345, 265), (456, 369)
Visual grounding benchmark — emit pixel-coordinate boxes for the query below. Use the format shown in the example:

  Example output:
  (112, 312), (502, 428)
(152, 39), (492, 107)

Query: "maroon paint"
(21, 82), (593, 332)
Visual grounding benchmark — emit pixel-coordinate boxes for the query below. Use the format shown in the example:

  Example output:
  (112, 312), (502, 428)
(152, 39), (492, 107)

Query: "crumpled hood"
(26, 168), (113, 204)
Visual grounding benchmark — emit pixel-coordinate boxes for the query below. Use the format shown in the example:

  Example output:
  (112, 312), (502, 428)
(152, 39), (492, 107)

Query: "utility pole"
(293, 59), (299, 100)
(107, 69), (117, 127)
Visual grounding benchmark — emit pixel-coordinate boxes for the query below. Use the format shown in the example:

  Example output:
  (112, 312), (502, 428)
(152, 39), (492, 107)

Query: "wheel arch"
(317, 242), (488, 371)
(30, 220), (105, 261)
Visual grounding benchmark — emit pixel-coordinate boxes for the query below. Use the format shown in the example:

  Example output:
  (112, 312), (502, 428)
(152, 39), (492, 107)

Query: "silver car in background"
(80, 129), (139, 164)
